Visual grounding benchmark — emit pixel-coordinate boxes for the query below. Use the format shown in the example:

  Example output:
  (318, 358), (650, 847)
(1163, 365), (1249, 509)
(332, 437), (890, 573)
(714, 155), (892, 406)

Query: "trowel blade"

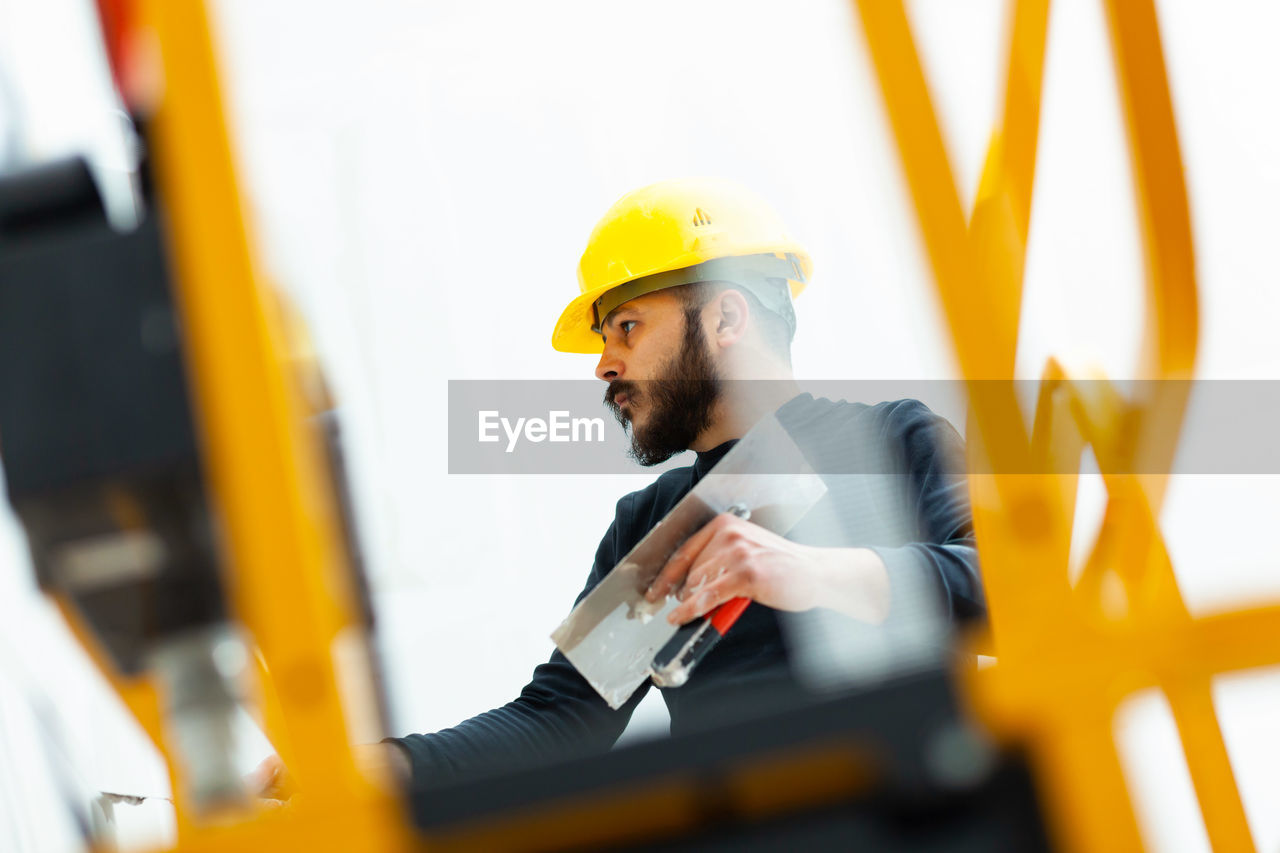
(551, 414), (828, 709)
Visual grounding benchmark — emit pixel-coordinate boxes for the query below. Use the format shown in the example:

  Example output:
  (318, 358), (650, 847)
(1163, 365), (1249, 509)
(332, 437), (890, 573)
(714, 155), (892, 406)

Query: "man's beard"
(604, 309), (722, 466)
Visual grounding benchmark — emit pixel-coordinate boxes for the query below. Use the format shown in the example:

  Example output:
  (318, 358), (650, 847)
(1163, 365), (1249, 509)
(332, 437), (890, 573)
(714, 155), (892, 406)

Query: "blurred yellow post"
(854, 0), (1274, 849)
(123, 0), (415, 849)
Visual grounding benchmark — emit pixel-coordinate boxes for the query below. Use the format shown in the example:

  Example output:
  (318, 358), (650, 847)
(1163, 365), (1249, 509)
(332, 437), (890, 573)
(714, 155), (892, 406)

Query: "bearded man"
(252, 178), (985, 797)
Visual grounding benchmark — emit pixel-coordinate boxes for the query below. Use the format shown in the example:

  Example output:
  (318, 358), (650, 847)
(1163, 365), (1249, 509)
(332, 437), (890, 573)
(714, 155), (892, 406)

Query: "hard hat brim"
(551, 250), (811, 354)
(551, 280), (626, 354)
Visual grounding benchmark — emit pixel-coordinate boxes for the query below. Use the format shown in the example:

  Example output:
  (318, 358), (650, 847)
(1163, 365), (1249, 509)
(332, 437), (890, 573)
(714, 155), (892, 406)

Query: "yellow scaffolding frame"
(122, 0), (414, 850)
(855, 0), (1275, 850)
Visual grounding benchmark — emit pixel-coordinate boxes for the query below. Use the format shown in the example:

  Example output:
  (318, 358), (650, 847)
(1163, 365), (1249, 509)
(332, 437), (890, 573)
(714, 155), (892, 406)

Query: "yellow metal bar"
(1047, 5), (1247, 839)
(140, 0), (361, 788)
(132, 0), (413, 848)
(969, 605), (1280, 714)
(1028, 360), (1089, 582)
(51, 598), (164, 747)
(1164, 673), (1255, 851)
(1045, 371), (1179, 615)
(1102, 0), (1198, 519)
(1102, 0), (1198, 384)
(1018, 360), (1254, 850)
(852, 0), (1071, 665)
(964, 470), (1074, 654)
(1037, 712), (1146, 853)
(968, 0), (1050, 376)
(851, 0), (1018, 384)
(849, 1), (1272, 850)
(1182, 605), (1280, 675)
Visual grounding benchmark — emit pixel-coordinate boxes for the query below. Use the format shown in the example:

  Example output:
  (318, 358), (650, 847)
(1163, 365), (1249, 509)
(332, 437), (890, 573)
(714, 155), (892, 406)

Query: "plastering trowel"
(550, 414), (828, 709)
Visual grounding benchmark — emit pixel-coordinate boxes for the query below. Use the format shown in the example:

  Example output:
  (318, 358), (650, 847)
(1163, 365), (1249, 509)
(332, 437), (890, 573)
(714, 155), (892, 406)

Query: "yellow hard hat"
(551, 178), (812, 353)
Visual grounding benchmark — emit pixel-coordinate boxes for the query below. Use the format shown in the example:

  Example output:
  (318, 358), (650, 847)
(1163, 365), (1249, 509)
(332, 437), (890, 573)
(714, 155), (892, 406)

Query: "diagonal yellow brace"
(851, 1), (1017, 383)
(1102, 0), (1199, 516)
(969, 0), (1050, 377)
(849, 1), (1269, 851)
(852, 0), (1066, 659)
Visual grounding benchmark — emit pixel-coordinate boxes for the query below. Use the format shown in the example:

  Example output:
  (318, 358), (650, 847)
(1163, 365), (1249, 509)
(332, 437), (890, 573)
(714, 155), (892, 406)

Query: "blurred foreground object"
(0, 0), (408, 850)
(0, 153), (247, 814)
(855, 0), (1275, 850)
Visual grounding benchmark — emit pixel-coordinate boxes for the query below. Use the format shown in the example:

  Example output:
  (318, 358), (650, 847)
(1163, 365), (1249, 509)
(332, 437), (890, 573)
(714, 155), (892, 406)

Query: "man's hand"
(645, 512), (892, 626)
(246, 744), (411, 803)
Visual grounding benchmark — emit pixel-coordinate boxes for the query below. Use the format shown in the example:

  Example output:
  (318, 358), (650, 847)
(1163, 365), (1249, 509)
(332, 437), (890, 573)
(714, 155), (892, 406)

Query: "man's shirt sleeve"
(868, 399), (986, 626)
(388, 497), (650, 787)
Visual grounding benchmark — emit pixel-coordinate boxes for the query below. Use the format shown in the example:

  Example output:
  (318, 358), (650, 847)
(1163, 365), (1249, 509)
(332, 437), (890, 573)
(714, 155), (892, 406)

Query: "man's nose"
(595, 349), (622, 382)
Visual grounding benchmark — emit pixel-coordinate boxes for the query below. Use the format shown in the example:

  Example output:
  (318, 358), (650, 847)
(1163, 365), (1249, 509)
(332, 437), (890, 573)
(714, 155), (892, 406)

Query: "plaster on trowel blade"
(550, 414), (827, 709)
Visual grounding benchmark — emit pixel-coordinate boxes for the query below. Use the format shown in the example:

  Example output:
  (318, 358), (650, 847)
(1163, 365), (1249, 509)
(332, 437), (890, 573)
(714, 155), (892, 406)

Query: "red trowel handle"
(709, 596), (750, 633)
(649, 503), (754, 688)
(648, 596), (750, 688)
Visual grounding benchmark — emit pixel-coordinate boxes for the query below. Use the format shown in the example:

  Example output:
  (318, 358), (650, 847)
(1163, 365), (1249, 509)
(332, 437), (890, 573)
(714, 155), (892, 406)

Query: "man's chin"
(627, 439), (681, 467)
(627, 424), (690, 467)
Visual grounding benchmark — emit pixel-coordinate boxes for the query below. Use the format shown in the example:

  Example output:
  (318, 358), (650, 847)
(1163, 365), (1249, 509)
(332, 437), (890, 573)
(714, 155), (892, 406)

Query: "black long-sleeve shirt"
(393, 395), (983, 786)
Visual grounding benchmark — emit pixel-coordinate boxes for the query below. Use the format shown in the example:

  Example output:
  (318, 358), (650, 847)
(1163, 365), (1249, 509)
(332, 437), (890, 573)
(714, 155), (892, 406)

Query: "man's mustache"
(604, 380), (640, 409)
(604, 380), (640, 427)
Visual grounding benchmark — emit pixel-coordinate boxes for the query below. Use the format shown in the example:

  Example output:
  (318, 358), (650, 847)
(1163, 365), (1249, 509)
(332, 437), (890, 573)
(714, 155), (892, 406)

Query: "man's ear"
(710, 288), (750, 349)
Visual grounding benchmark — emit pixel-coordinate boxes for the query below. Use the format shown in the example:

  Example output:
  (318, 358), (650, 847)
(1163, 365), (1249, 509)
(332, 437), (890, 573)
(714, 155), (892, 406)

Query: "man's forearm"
(812, 546), (891, 625)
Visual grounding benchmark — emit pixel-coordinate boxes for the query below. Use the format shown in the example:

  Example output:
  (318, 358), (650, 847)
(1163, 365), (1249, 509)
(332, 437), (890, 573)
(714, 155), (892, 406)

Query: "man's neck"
(690, 373), (801, 452)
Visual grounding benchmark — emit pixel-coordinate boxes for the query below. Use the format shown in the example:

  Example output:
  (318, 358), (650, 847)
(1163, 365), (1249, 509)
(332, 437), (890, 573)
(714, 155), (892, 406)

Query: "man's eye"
(620, 320), (637, 335)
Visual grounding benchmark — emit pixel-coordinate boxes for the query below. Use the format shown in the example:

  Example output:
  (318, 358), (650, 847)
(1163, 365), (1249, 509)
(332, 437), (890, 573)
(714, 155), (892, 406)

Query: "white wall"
(0, 1), (1277, 851)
